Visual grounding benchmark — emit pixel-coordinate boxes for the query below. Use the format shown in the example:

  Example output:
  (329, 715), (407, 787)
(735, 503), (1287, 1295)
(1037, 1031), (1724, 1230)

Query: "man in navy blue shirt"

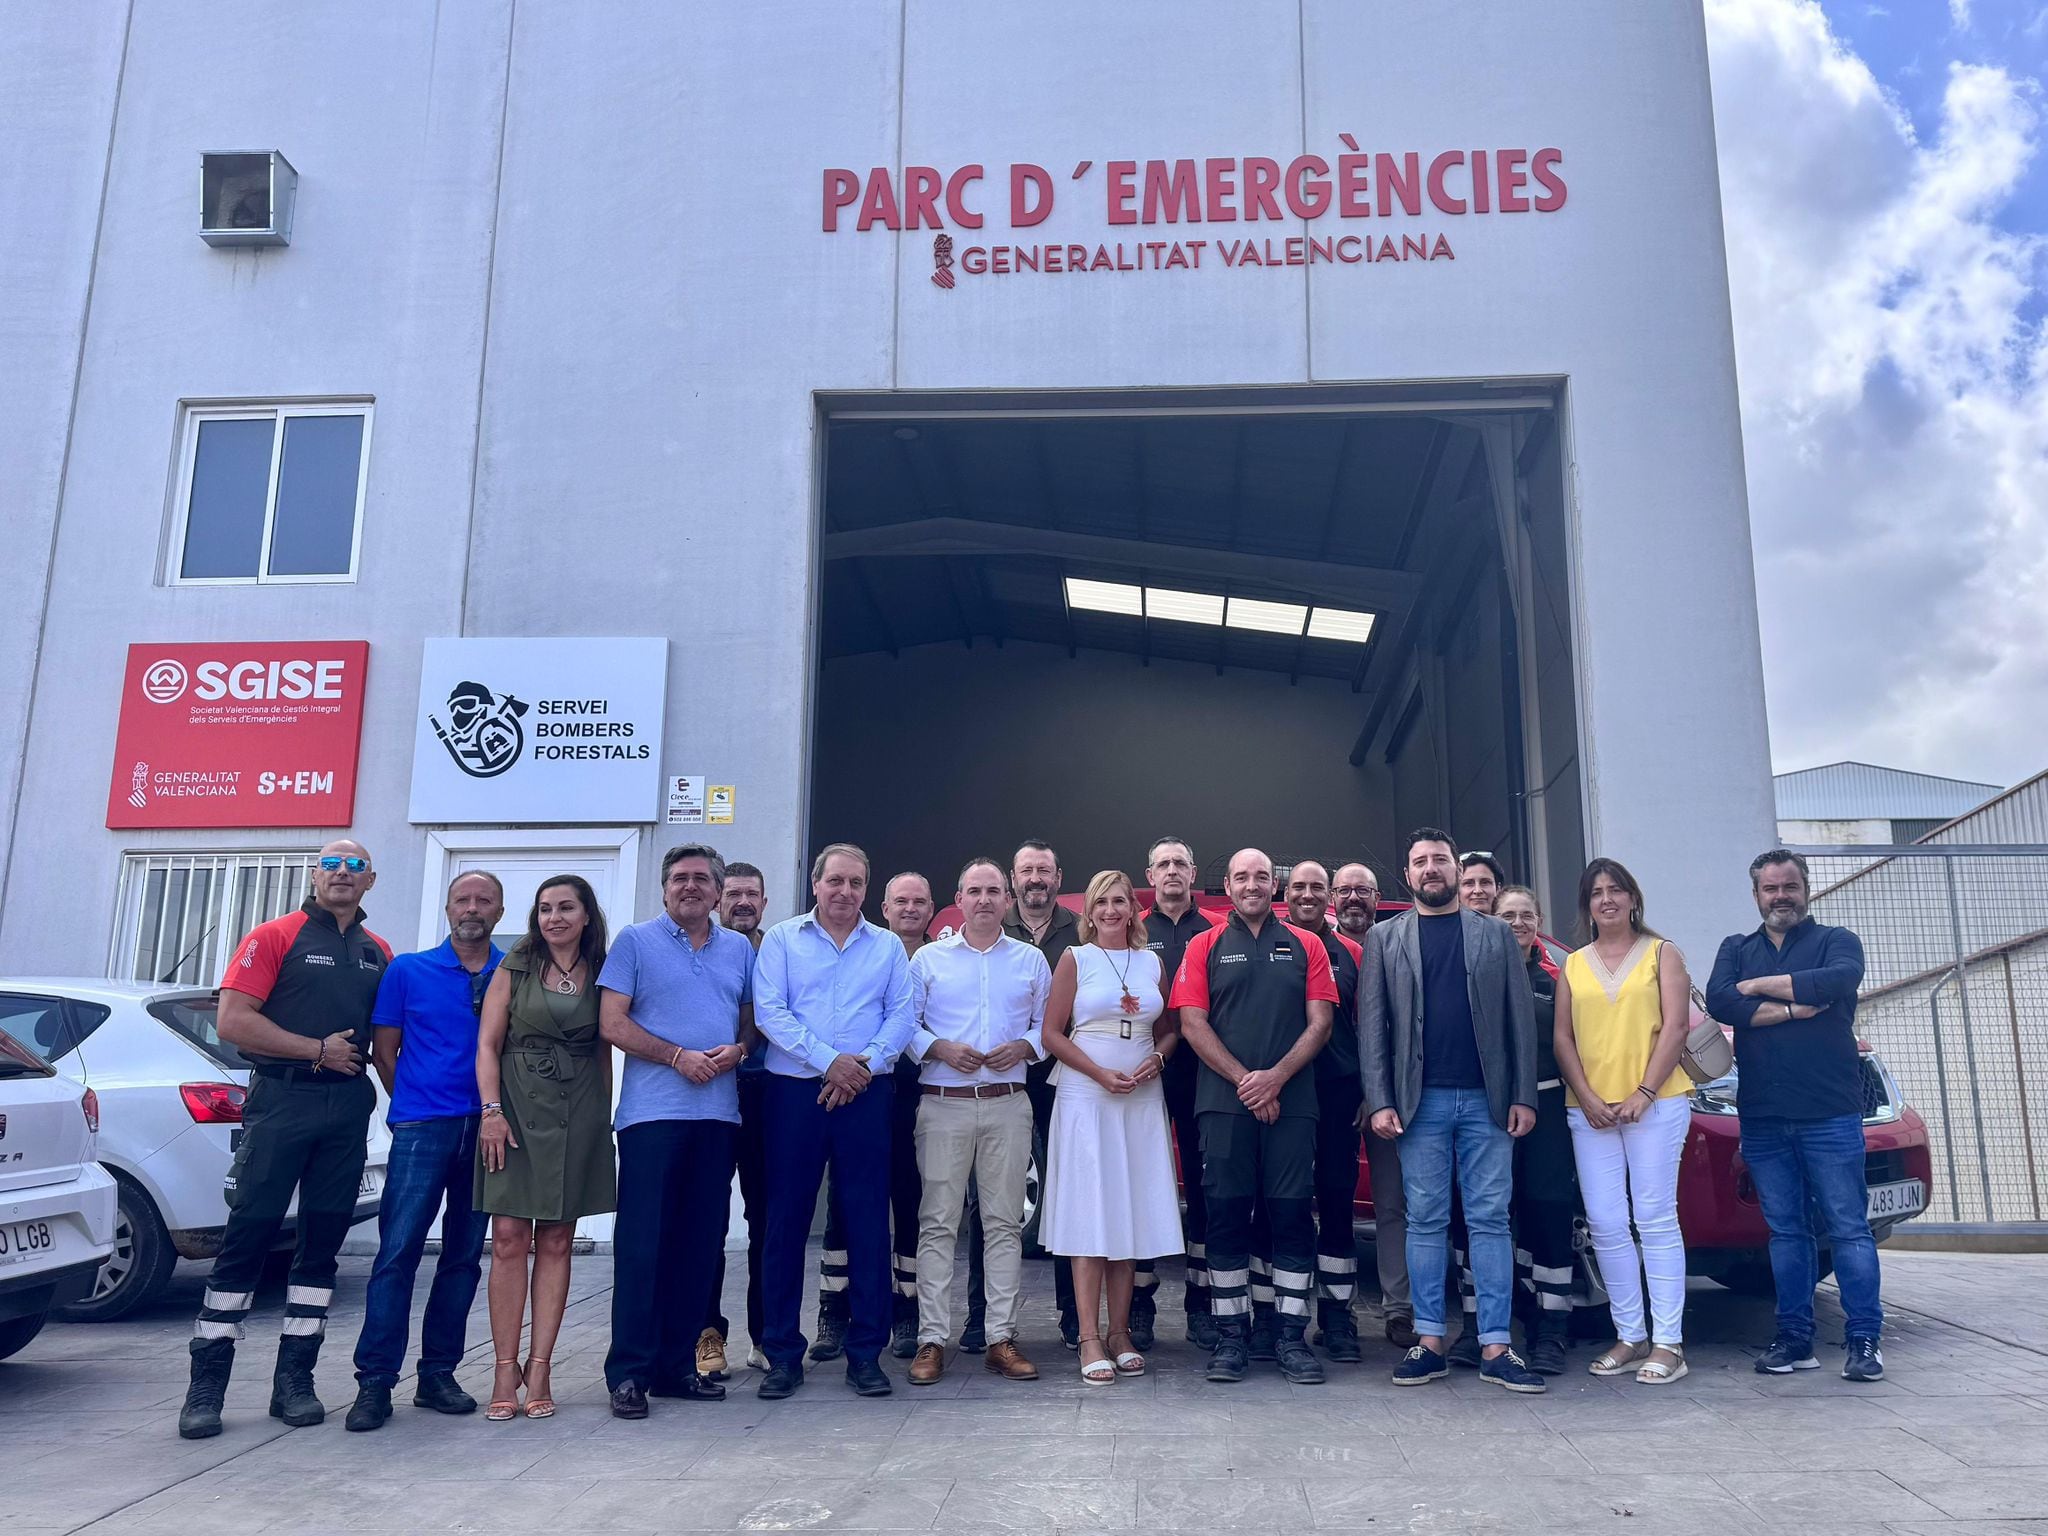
(1706, 848), (1885, 1383)
(346, 871), (505, 1431)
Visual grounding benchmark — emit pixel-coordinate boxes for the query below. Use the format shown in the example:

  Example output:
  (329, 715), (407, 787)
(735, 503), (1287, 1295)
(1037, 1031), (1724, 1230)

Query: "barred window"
(112, 851), (320, 987)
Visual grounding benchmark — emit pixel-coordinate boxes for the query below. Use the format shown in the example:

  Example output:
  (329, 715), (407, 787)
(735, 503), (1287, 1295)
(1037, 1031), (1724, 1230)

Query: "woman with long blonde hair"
(1038, 870), (1184, 1384)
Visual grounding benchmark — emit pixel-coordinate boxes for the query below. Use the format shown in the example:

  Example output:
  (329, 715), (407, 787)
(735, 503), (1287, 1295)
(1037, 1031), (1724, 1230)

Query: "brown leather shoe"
(908, 1343), (945, 1386)
(984, 1340), (1040, 1381)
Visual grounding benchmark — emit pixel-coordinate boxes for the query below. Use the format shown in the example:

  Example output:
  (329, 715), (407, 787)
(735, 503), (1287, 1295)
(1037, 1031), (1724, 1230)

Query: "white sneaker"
(745, 1346), (768, 1371)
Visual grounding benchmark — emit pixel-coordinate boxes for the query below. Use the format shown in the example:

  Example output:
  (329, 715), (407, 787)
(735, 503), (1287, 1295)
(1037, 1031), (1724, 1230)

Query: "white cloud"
(1950, 0), (1972, 29)
(1706, 0), (2048, 781)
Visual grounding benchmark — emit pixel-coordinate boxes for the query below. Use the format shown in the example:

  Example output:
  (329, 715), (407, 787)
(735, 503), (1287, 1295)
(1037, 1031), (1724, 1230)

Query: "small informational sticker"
(708, 784), (736, 825)
(667, 774), (705, 825)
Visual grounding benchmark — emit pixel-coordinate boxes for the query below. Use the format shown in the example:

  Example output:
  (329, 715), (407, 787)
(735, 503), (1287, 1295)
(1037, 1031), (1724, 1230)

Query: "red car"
(935, 894), (1934, 1311)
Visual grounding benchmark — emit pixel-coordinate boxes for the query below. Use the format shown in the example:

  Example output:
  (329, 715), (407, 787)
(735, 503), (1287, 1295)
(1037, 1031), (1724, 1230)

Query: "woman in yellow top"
(1553, 857), (1694, 1385)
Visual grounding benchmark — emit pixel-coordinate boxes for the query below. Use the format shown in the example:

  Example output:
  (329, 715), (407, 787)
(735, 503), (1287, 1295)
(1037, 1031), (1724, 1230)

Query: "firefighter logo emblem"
(932, 234), (955, 290)
(430, 680), (529, 779)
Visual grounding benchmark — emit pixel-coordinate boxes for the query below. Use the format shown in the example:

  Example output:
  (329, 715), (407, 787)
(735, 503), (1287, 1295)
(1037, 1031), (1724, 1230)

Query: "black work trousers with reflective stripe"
(1162, 1053), (1207, 1309)
(1251, 1074), (1363, 1309)
(1514, 1086), (1578, 1317)
(195, 1071), (373, 1347)
(1200, 1110), (1314, 1320)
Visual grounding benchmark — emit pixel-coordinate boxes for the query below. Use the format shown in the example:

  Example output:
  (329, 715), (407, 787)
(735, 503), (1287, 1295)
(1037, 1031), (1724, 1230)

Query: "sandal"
(1107, 1328), (1146, 1377)
(486, 1358), (524, 1421)
(1636, 1345), (1688, 1385)
(521, 1355), (555, 1418)
(1077, 1335), (1116, 1385)
(1588, 1339), (1651, 1377)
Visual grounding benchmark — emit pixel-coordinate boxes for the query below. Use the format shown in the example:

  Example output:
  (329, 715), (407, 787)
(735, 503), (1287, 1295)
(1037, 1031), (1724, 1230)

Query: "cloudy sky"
(1705, 0), (2048, 784)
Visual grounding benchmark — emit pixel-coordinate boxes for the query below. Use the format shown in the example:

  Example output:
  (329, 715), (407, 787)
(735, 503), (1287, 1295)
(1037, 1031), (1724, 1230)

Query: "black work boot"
(1314, 1301), (1363, 1364)
(344, 1382), (392, 1432)
(1446, 1318), (1484, 1369)
(890, 1296), (919, 1360)
(1205, 1315), (1250, 1383)
(808, 1300), (849, 1363)
(1527, 1309), (1569, 1376)
(1276, 1319), (1326, 1384)
(1248, 1302), (1279, 1363)
(1128, 1287), (1157, 1352)
(178, 1338), (235, 1440)
(1185, 1287), (1217, 1349)
(269, 1334), (327, 1427)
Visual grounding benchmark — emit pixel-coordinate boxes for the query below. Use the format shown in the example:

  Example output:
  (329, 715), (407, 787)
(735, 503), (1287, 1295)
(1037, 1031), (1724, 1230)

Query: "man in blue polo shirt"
(598, 843), (755, 1418)
(346, 871), (505, 1432)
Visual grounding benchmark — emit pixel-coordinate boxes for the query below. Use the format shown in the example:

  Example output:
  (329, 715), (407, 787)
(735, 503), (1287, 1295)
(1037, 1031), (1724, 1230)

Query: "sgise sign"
(823, 140), (1567, 286)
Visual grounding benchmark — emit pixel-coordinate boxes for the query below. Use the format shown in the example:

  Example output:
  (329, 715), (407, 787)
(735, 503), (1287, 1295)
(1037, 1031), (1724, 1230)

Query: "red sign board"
(106, 642), (370, 829)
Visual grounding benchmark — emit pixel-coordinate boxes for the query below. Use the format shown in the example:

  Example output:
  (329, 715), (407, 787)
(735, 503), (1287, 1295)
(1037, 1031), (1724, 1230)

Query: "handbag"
(1653, 939), (1733, 1084)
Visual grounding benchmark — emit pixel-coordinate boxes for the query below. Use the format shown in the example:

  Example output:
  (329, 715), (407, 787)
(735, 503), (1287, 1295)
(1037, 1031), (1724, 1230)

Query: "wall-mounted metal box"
(200, 151), (296, 247)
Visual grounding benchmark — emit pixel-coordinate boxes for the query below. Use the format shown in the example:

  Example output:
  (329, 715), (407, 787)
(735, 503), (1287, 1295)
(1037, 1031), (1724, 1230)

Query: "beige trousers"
(913, 1089), (1034, 1346)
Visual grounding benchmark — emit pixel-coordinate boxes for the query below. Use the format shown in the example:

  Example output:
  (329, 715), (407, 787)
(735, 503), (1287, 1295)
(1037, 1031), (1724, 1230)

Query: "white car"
(0, 1030), (116, 1359)
(0, 981), (389, 1320)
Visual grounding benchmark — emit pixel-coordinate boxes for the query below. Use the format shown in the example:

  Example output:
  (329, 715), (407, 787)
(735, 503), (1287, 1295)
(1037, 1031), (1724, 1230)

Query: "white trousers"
(1566, 1093), (1690, 1347)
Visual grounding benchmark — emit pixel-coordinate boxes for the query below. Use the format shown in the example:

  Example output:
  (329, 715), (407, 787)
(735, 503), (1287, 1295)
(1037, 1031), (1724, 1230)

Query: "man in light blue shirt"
(754, 842), (914, 1399)
(596, 844), (753, 1418)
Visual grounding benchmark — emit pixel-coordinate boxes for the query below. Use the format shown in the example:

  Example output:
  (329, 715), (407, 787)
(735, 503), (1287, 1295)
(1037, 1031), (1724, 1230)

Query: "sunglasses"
(318, 855), (370, 873)
(1459, 851), (1495, 866)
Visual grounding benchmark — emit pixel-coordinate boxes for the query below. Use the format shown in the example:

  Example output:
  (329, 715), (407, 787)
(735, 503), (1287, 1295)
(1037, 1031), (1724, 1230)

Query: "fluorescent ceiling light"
(1225, 597), (1308, 636)
(1145, 587), (1225, 625)
(1065, 577), (1142, 616)
(1306, 607), (1377, 643)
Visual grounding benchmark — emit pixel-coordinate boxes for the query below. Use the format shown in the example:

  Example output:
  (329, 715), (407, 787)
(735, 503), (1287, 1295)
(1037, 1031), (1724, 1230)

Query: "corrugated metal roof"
(1919, 767), (2048, 845)
(1773, 760), (2002, 820)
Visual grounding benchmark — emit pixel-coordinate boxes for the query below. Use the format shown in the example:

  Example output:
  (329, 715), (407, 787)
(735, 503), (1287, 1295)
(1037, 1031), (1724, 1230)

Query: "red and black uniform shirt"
(1169, 909), (1338, 1120)
(1314, 928), (1364, 1085)
(220, 899), (394, 1068)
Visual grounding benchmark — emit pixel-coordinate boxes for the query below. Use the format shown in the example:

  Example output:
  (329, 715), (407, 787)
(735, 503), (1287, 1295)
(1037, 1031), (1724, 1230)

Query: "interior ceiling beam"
(823, 517), (1420, 613)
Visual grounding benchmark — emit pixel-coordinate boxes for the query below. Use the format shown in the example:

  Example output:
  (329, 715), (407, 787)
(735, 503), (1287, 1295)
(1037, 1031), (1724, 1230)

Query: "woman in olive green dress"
(475, 874), (616, 1420)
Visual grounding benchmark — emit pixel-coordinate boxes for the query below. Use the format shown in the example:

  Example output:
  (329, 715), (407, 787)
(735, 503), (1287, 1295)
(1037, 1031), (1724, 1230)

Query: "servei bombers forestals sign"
(408, 637), (667, 824)
(823, 142), (1567, 284)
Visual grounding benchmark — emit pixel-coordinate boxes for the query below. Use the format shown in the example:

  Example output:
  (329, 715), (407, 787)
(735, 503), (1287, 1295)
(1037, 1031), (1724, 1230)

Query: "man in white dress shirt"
(903, 857), (1052, 1385)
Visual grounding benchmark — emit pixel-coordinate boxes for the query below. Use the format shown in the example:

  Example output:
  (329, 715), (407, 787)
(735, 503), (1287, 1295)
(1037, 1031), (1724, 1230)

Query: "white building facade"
(3, 1), (1776, 970)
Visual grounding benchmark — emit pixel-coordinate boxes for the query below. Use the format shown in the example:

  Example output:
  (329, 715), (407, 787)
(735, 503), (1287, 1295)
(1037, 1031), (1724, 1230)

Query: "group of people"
(174, 825), (1887, 1438)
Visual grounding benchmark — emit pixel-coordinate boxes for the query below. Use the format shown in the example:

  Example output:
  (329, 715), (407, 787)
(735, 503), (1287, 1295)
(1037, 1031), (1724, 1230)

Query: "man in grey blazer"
(1357, 828), (1544, 1393)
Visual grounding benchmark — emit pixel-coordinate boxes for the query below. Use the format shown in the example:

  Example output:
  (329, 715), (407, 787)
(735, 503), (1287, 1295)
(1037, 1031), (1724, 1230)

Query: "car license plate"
(0, 1219), (58, 1267)
(358, 1170), (380, 1199)
(1868, 1179), (1925, 1219)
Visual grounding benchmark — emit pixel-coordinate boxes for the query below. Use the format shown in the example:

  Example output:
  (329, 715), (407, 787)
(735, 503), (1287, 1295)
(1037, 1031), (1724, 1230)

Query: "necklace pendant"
(1120, 1018), (1133, 1040)
(1120, 990), (1140, 1016)
(556, 976), (575, 994)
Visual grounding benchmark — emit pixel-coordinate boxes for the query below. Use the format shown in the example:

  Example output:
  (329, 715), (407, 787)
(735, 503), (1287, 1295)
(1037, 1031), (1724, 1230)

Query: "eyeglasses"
(467, 967), (490, 1017)
(318, 855), (369, 873)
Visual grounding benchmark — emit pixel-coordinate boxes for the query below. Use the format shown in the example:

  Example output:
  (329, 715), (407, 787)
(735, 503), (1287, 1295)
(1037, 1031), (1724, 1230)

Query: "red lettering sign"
(105, 642), (370, 829)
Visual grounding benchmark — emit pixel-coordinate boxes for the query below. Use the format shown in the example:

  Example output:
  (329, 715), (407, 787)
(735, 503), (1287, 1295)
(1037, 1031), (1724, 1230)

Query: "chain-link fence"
(1799, 845), (2048, 1230)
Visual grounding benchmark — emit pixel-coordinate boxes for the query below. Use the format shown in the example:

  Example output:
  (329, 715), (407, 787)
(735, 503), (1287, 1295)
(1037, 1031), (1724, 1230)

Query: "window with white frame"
(169, 401), (372, 584)
(112, 851), (320, 987)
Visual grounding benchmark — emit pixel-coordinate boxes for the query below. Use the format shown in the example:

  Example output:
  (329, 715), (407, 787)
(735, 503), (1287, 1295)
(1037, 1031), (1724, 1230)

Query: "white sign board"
(408, 637), (667, 824)
(667, 774), (705, 825)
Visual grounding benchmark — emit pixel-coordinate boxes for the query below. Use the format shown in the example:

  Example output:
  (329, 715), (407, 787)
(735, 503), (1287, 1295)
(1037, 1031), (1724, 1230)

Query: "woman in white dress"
(1040, 869), (1185, 1383)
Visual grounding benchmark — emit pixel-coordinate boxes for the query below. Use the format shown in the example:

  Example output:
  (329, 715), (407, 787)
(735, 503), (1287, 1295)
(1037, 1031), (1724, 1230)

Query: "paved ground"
(8, 1245), (2048, 1535)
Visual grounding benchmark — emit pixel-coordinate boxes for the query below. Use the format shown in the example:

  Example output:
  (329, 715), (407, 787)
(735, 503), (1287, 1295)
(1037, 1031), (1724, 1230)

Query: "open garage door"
(808, 385), (1584, 918)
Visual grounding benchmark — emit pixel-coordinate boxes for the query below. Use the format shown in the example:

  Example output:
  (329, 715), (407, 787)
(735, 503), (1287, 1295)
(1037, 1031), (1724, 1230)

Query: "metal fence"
(1798, 844), (2048, 1231)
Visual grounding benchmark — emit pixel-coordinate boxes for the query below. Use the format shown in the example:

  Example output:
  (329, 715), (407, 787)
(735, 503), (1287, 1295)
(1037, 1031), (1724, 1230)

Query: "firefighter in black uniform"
(1169, 848), (1336, 1385)
(178, 841), (391, 1439)
(1141, 836), (1215, 1348)
(1274, 861), (1368, 1363)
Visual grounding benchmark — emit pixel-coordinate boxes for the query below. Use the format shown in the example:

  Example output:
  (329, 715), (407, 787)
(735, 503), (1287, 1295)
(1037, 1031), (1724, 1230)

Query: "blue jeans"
(352, 1116), (489, 1387)
(1399, 1087), (1515, 1344)
(1740, 1112), (1883, 1344)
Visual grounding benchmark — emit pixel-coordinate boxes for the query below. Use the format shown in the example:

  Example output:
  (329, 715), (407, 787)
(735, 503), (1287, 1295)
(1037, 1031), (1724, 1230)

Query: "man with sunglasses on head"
(179, 840), (394, 1439)
(344, 871), (506, 1431)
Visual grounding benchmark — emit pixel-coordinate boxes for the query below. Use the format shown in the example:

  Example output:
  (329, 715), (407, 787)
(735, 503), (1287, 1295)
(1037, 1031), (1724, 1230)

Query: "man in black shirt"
(1706, 849), (1884, 1383)
(1358, 829), (1542, 1393)
(1171, 849), (1336, 1385)
(1142, 836), (1214, 1348)
(1003, 840), (1081, 1349)
(1279, 861), (1368, 1363)
(179, 840), (391, 1439)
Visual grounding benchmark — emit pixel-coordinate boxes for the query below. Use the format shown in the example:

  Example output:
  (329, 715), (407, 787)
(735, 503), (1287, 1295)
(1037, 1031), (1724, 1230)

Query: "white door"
(419, 828), (644, 1243)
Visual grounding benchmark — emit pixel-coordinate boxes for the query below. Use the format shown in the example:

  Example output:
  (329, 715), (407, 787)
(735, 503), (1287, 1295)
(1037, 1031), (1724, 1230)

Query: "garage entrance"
(807, 385), (1585, 916)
